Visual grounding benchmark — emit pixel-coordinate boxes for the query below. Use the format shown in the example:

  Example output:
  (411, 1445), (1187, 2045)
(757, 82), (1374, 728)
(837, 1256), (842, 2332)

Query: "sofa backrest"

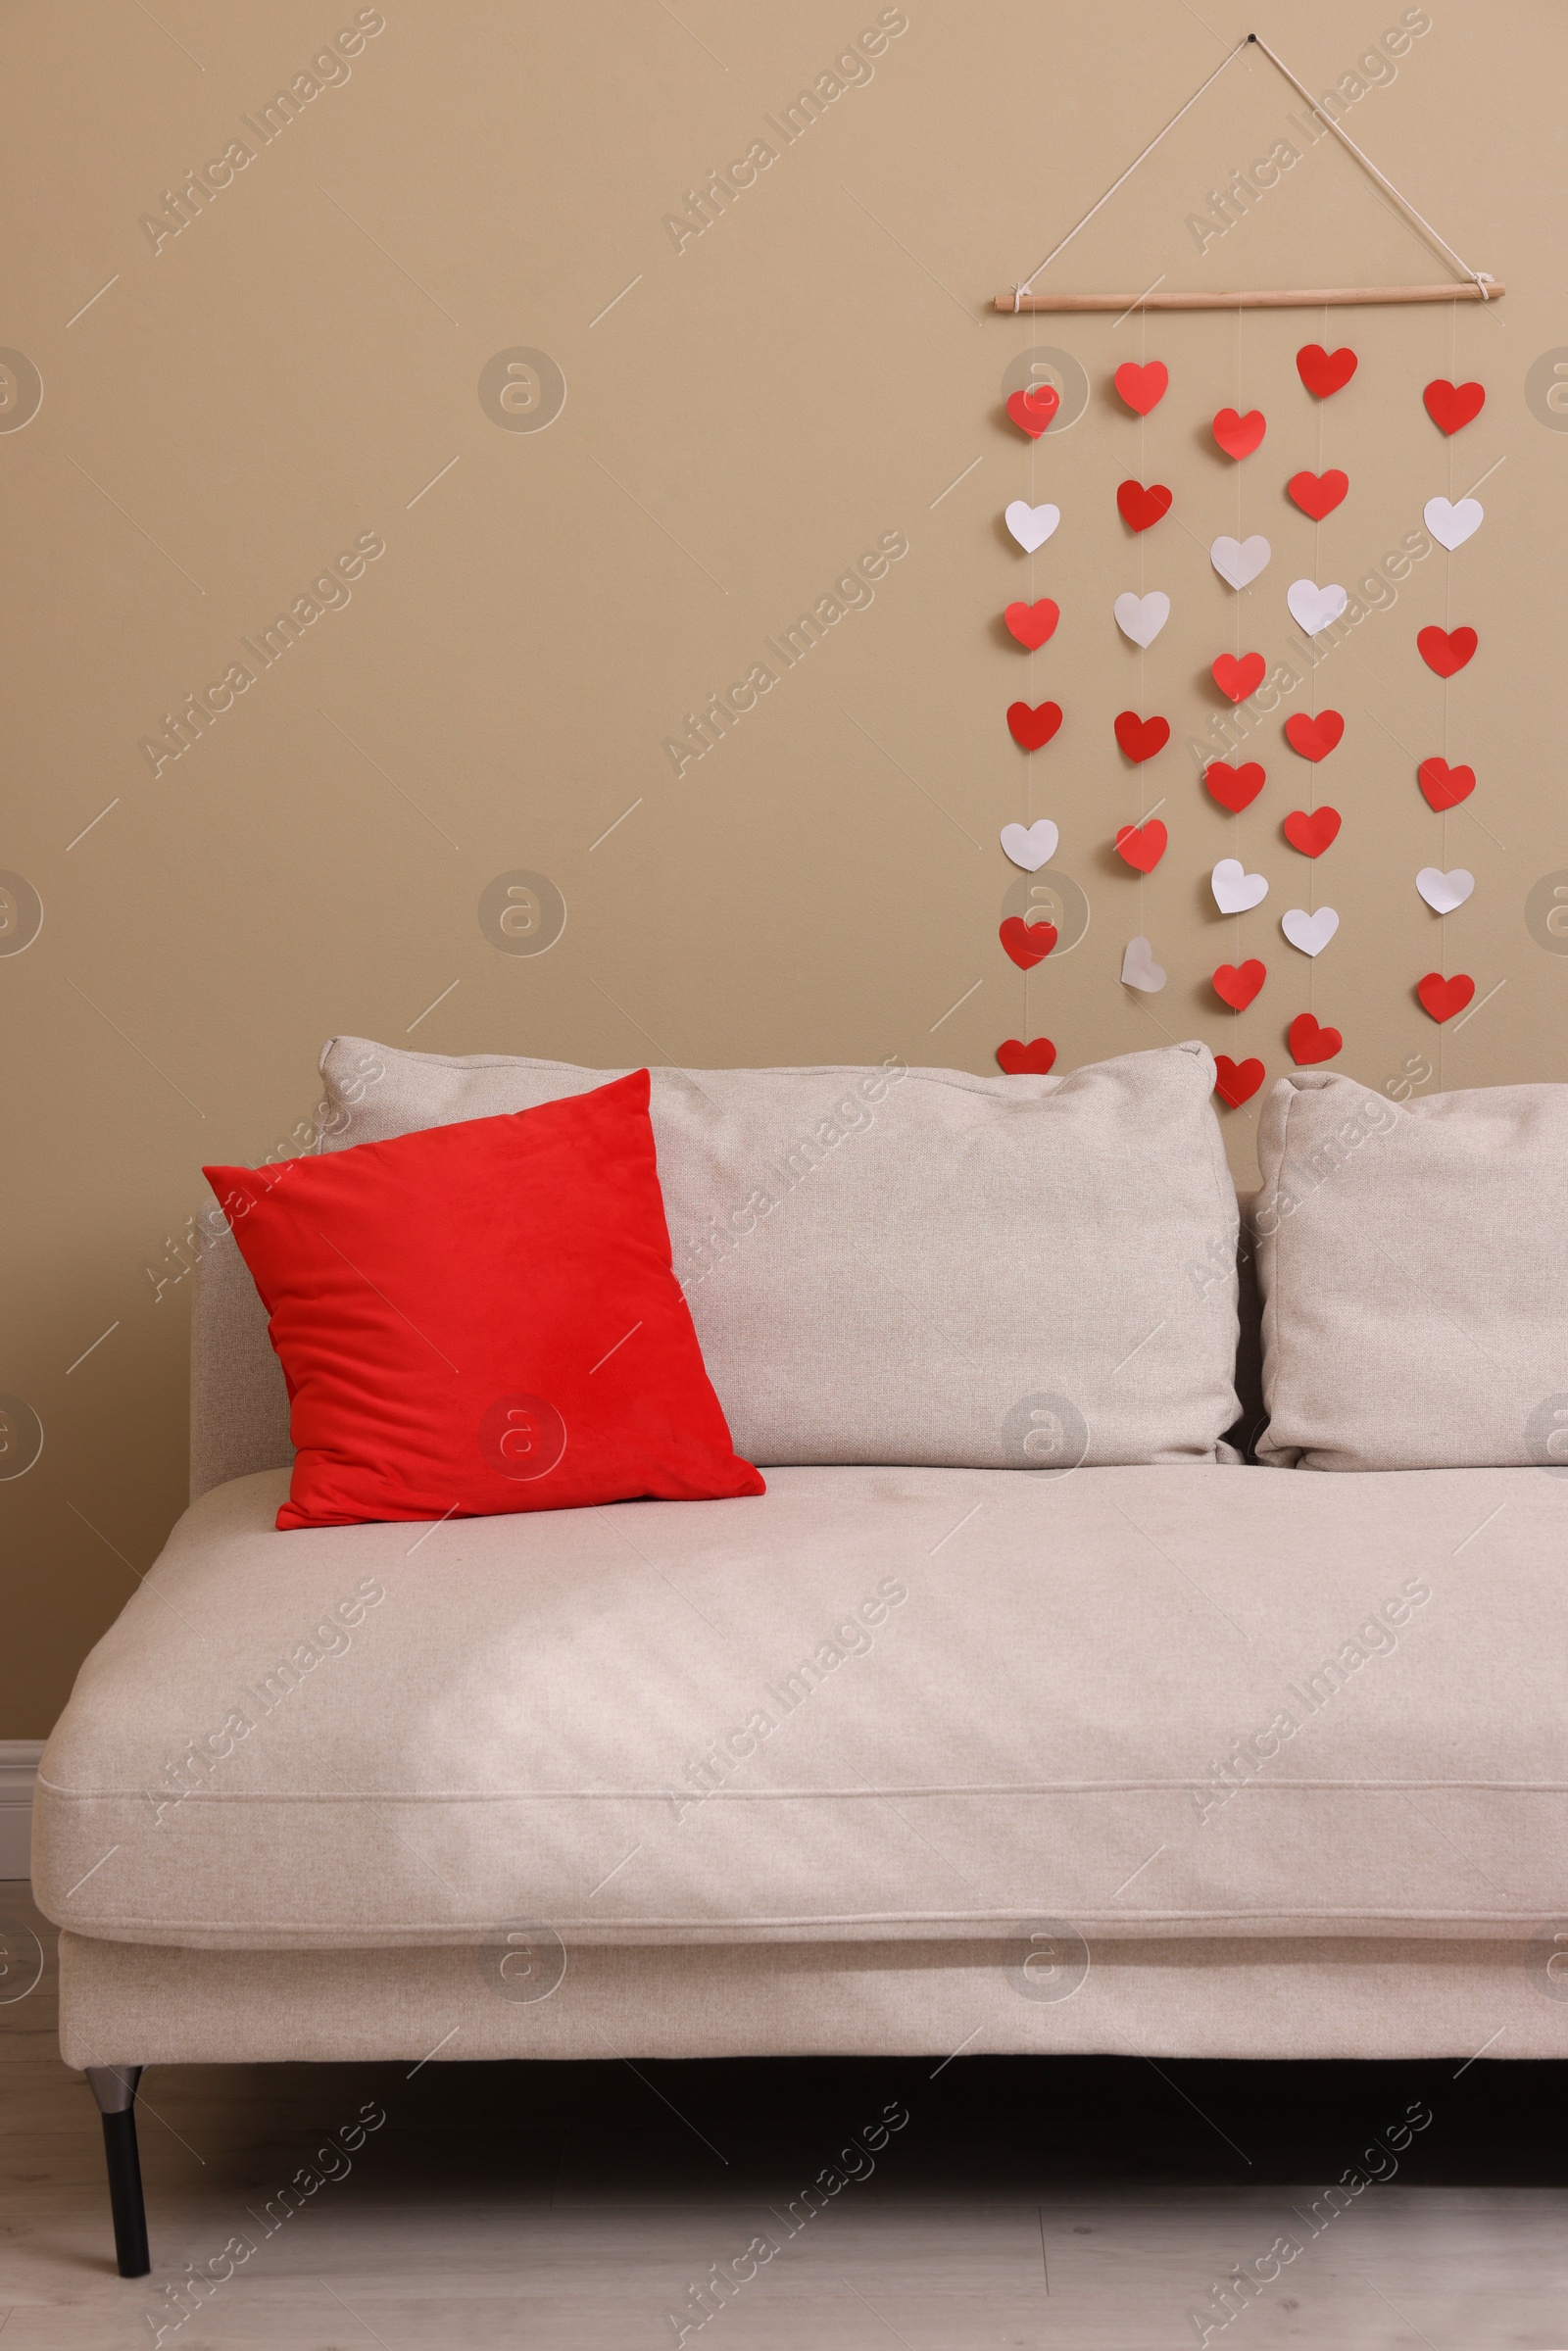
(191, 1221), (291, 1498)
(189, 1195), (1267, 1498)
(1233, 1187), (1263, 1452)
(188, 1046), (1257, 1498)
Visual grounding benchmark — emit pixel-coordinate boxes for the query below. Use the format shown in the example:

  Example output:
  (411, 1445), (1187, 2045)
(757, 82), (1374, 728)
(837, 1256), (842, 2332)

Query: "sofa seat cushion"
(33, 1463), (1568, 1951)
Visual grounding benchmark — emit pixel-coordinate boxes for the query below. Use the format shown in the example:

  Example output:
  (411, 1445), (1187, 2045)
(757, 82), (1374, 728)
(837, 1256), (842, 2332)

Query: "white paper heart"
(1424, 496), (1483, 552)
(1113, 591), (1170, 649)
(1211, 857), (1269, 914)
(1281, 906), (1339, 957)
(1287, 578), (1349, 636)
(1000, 819), (1058, 872)
(1210, 534), (1271, 590)
(1416, 865), (1475, 913)
(1120, 935), (1166, 992)
(1005, 500), (1060, 554)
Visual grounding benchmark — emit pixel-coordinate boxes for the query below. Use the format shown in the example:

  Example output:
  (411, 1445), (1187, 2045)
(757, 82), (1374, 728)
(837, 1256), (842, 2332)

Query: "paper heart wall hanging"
(1006, 384), (1059, 439)
(1283, 807), (1342, 857)
(1113, 361), (1168, 415)
(999, 916), (1057, 969)
(1424, 497), (1483, 551)
(1214, 1053), (1266, 1107)
(1424, 379), (1485, 434)
(1204, 759), (1266, 812)
(1213, 958), (1266, 1010)
(1007, 701), (1063, 750)
(1115, 820), (1167, 873)
(1210, 535), (1271, 589)
(1289, 1012), (1343, 1064)
(1120, 936), (1166, 991)
(1004, 501), (1060, 553)
(1287, 469), (1348, 520)
(1117, 479), (1172, 532)
(1113, 710), (1170, 762)
(1000, 818), (1058, 871)
(1284, 710), (1345, 762)
(1211, 857), (1268, 913)
(1113, 591), (1170, 647)
(1418, 625), (1478, 677)
(1287, 578), (1348, 635)
(1417, 758), (1475, 809)
(1416, 971), (1475, 1022)
(1004, 599), (1059, 649)
(1281, 906), (1339, 956)
(1416, 866), (1475, 913)
(1211, 652), (1266, 704)
(996, 1037), (1057, 1075)
(1213, 407), (1266, 460)
(1296, 344), (1358, 398)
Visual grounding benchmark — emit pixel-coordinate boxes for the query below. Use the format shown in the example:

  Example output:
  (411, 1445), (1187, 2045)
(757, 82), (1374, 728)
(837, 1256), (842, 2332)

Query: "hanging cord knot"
(1011, 283), (1024, 313)
(1474, 271), (1496, 301)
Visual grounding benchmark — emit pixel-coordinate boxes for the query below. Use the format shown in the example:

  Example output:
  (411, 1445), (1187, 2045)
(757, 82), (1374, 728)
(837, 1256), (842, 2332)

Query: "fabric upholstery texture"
(303, 1036), (1242, 1472)
(34, 1461), (1568, 1951)
(189, 1228), (294, 1498)
(207, 1072), (762, 1528)
(58, 1932), (1568, 2068)
(187, 1191), (1265, 1501)
(1254, 1070), (1568, 1469)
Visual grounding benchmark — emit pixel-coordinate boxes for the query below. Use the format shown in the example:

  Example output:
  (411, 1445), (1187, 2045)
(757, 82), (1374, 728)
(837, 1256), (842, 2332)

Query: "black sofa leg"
(86, 2065), (150, 2278)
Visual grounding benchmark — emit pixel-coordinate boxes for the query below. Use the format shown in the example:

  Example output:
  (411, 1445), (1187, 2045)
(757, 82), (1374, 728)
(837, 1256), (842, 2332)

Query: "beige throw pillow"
(1254, 1070), (1568, 1469)
(315, 1037), (1242, 1470)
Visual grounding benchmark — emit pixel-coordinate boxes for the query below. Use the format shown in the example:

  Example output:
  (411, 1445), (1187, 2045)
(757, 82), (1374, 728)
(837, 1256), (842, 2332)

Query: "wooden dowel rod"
(993, 283), (1503, 312)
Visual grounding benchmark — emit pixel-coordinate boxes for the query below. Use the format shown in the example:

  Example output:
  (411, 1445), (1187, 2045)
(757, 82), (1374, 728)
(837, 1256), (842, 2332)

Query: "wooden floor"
(3, 1887), (1567, 2347)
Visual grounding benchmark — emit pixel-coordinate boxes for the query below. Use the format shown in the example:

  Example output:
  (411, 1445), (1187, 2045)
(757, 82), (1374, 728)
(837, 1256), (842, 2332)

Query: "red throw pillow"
(205, 1070), (763, 1529)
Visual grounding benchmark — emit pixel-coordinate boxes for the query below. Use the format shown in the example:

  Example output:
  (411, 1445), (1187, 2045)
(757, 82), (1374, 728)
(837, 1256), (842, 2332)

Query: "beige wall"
(4, 0), (1564, 1729)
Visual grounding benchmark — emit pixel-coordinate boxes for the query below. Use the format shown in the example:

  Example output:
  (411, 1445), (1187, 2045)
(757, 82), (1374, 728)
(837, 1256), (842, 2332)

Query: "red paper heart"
(1417, 757), (1475, 811)
(1203, 759), (1266, 813)
(1417, 971), (1475, 1024)
(1007, 701), (1063, 751)
(1211, 652), (1266, 705)
(996, 1036), (1057, 1076)
(999, 917), (1057, 970)
(1283, 806), (1342, 857)
(1004, 599), (1059, 650)
(1006, 384), (1059, 439)
(1418, 625), (1477, 678)
(1289, 1012), (1342, 1066)
(1113, 360), (1168, 416)
(1212, 407), (1266, 460)
(1287, 468), (1348, 520)
(1296, 344), (1358, 398)
(1214, 1053), (1265, 1107)
(1113, 710), (1170, 763)
(1117, 479), (1172, 532)
(1424, 378), (1485, 434)
(1114, 819), (1167, 874)
(1284, 710), (1345, 762)
(1213, 958), (1266, 1011)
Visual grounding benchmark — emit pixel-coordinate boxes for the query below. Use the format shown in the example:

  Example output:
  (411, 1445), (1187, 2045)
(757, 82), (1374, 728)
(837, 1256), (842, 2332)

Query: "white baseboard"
(0, 1741), (43, 1883)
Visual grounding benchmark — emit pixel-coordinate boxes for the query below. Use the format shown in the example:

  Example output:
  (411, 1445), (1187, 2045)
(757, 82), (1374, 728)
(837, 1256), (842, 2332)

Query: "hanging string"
(1248, 33), (1494, 296)
(1010, 31), (1494, 309)
(1010, 37), (1250, 307)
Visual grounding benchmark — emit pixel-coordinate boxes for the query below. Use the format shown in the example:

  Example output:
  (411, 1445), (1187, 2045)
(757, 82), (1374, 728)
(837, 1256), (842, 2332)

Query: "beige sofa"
(32, 1042), (1568, 2277)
